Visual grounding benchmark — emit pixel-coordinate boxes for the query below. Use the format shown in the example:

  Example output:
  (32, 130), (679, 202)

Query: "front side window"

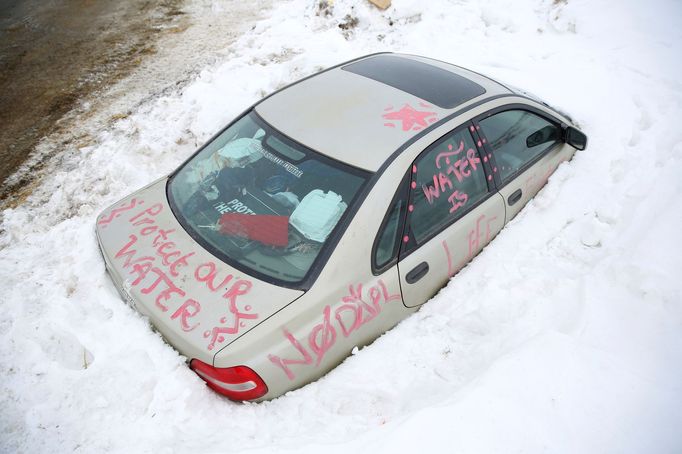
(407, 126), (489, 244)
(478, 109), (561, 182)
(168, 112), (368, 284)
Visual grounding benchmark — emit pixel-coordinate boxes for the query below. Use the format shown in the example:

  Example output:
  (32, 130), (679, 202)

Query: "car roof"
(255, 53), (512, 172)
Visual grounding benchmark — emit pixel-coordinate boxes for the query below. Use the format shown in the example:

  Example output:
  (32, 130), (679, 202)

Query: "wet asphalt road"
(0, 0), (185, 202)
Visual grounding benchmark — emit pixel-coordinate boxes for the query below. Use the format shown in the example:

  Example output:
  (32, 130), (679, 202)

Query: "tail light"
(190, 359), (268, 401)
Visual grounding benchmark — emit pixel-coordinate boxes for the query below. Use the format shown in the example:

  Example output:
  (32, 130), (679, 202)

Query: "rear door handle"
(508, 189), (523, 205)
(406, 262), (429, 284)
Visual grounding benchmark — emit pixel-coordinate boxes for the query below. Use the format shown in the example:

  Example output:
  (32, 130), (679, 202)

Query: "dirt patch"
(0, 0), (189, 203)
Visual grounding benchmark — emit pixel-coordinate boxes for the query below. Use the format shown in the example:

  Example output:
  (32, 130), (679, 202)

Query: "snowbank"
(1, 0), (681, 452)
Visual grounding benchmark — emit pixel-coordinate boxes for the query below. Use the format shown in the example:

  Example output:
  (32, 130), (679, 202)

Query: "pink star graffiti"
(383, 103), (438, 131)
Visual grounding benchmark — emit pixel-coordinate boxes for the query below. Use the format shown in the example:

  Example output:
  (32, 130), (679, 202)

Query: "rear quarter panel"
(214, 152), (419, 400)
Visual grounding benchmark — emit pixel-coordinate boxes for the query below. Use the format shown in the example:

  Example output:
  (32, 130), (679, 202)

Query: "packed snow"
(1, 0), (681, 452)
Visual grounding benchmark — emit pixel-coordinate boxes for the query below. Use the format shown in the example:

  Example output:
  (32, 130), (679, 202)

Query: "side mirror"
(564, 126), (587, 150)
(526, 125), (561, 148)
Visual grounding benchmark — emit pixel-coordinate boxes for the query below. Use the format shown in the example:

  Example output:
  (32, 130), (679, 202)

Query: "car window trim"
(472, 104), (565, 191)
(371, 170), (411, 275)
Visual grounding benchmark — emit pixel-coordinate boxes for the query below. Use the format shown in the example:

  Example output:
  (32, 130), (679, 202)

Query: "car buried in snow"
(95, 53), (587, 401)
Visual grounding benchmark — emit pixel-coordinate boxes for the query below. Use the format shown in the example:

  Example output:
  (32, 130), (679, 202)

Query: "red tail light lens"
(190, 359), (268, 401)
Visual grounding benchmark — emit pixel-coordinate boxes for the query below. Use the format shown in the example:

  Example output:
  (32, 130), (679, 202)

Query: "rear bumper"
(96, 226), (132, 306)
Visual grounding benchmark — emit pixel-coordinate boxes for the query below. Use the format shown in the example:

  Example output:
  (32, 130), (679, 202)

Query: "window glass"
(408, 127), (488, 243)
(168, 112), (368, 284)
(374, 197), (404, 269)
(478, 110), (561, 181)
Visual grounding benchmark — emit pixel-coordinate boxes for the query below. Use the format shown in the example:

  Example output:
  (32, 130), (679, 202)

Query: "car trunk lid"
(95, 178), (304, 364)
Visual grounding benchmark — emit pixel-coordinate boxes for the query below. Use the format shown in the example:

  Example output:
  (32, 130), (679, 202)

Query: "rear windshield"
(168, 112), (369, 285)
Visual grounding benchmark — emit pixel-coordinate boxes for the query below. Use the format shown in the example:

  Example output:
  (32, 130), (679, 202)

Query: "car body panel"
(234, 267), (407, 400)
(398, 193), (506, 308)
(96, 178), (304, 363)
(496, 141), (575, 223)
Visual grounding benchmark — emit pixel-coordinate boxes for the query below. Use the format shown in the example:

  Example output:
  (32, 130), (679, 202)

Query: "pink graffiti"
(151, 227), (174, 244)
(442, 214), (498, 277)
(383, 103), (437, 131)
(308, 305), (337, 365)
(171, 299), (201, 332)
(112, 200), (259, 350)
(130, 260), (154, 287)
(155, 243), (194, 277)
(419, 140), (482, 215)
(435, 141), (464, 169)
(115, 234), (155, 270)
(194, 262), (234, 292)
(447, 191), (468, 213)
(129, 203), (163, 225)
(197, 261), (256, 351)
(140, 267), (186, 311)
(202, 282), (256, 351)
(443, 240), (467, 277)
(422, 173), (453, 203)
(98, 198), (144, 228)
(523, 161), (562, 195)
(268, 280), (401, 380)
(335, 281), (400, 337)
(112, 204), (202, 334)
(468, 214), (497, 256)
(267, 330), (313, 380)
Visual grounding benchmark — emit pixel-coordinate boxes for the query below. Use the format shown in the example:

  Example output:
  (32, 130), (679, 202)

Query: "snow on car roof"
(255, 53), (511, 172)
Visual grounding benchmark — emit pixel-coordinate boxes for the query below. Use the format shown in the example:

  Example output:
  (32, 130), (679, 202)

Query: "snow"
(1, 0), (681, 452)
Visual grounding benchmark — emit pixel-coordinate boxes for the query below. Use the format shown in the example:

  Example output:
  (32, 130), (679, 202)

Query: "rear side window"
(374, 197), (404, 269)
(373, 171), (410, 272)
(407, 126), (489, 244)
(478, 110), (561, 182)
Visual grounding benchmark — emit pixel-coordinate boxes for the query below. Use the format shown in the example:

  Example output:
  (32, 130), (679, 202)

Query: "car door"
(473, 107), (568, 223)
(394, 122), (506, 308)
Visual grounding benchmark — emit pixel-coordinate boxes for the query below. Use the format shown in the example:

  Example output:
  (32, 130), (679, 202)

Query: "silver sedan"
(96, 53), (587, 401)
